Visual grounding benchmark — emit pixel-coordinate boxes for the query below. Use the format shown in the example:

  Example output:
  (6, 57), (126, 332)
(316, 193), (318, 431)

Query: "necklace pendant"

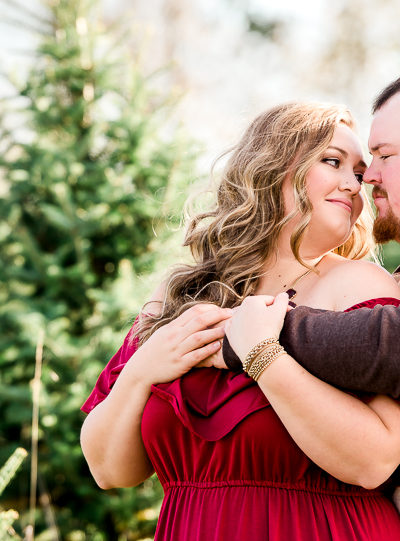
(286, 288), (297, 300)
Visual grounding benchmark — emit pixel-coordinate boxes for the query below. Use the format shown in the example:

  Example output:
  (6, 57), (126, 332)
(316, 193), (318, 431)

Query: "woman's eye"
(354, 173), (364, 184)
(323, 158), (340, 167)
(380, 155), (391, 161)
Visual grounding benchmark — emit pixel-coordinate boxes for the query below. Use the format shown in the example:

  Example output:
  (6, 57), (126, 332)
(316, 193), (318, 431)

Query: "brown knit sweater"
(223, 295), (400, 399)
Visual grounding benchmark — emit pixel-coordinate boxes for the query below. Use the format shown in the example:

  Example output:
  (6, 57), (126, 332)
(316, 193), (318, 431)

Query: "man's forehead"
(369, 99), (400, 149)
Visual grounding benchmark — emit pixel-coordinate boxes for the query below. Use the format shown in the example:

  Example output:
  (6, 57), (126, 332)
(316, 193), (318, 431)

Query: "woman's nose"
(340, 172), (362, 194)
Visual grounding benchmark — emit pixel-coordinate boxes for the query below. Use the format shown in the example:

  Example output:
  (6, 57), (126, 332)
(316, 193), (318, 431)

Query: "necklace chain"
(284, 267), (313, 290)
(282, 256), (325, 299)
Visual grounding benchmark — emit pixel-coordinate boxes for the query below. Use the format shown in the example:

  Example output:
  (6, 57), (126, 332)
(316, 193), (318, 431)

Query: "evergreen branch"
(15, 226), (47, 278)
(0, 509), (21, 540)
(0, 137), (17, 159)
(0, 0), (53, 28)
(0, 448), (28, 496)
(94, 30), (132, 64)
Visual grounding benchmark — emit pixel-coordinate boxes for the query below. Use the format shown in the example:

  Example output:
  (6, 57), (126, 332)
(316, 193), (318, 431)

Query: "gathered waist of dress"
(163, 480), (386, 498)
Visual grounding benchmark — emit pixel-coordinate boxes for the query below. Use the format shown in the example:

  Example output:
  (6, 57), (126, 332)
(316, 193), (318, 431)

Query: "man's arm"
(280, 305), (400, 398)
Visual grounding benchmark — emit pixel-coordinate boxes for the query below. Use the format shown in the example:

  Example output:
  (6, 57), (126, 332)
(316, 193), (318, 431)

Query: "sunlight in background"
(1, 0), (399, 161)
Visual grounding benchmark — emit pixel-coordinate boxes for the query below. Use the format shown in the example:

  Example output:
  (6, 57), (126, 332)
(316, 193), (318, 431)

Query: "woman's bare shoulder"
(322, 255), (400, 311)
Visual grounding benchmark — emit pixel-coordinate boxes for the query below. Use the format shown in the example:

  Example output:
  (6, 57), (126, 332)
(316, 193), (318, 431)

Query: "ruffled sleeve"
(151, 368), (269, 441)
(81, 314), (269, 439)
(81, 317), (139, 414)
(344, 297), (400, 312)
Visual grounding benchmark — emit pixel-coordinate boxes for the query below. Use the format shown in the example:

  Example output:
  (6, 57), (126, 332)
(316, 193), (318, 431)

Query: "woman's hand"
(197, 316), (232, 369)
(136, 303), (233, 385)
(225, 293), (289, 362)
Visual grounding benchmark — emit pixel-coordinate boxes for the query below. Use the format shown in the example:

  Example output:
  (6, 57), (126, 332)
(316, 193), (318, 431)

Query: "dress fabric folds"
(82, 298), (400, 540)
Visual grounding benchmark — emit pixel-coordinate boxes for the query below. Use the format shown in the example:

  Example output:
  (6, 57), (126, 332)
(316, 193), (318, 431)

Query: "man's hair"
(373, 76), (400, 113)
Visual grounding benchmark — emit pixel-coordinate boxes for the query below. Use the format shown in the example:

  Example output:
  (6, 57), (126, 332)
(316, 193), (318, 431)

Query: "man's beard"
(373, 205), (400, 243)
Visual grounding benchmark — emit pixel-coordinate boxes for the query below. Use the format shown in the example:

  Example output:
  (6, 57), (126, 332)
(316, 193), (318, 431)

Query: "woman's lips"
(326, 199), (352, 212)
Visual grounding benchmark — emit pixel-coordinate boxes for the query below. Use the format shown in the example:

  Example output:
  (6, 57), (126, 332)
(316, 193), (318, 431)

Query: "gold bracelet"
(242, 338), (279, 372)
(244, 343), (281, 374)
(246, 344), (286, 381)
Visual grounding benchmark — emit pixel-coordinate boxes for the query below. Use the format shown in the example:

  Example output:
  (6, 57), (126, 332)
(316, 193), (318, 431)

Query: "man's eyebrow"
(327, 146), (367, 168)
(370, 142), (392, 152)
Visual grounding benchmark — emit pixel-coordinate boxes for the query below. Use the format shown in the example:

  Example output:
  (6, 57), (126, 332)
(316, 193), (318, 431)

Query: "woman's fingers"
(242, 292), (288, 314)
(270, 292), (289, 312)
(253, 294), (276, 306)
(197, 349), (227, 369)
(203, 346), (228, 369)
(175, 303), (222, 327)
(182, 339), (222, 365)
(182, 306), (233, 336)
(181, 325), (226, 354)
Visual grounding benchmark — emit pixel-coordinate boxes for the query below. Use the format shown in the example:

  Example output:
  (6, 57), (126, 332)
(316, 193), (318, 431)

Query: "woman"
(80, 102), (400, 540)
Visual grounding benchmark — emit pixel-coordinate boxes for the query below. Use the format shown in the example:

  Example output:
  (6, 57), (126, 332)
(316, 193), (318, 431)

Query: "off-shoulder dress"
(82, 298), (400, 541)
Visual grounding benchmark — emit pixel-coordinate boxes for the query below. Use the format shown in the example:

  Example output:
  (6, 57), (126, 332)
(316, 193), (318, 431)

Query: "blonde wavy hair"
(134, 101), (375, 344)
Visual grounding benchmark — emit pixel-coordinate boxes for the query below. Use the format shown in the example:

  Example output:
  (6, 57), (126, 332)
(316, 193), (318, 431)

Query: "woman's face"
(284, 123), (366, 252)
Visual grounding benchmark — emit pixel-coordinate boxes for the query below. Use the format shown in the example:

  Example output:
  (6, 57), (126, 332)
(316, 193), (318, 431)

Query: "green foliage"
(381, 241), (400, 273)
(0, 448), (28, 497)
(0, 0), (196, 538)
(0, 511), (21, 541)
(0, 448), (27, 540)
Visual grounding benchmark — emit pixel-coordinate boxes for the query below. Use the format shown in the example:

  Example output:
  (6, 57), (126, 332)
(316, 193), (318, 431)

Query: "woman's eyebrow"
(327, 146), (367, 168)
(327, 145), (347, 156)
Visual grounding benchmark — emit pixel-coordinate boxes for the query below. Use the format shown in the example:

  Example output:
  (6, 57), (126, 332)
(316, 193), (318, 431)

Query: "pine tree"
(0, 0), (195, 537)
(0, 448), (27, 541)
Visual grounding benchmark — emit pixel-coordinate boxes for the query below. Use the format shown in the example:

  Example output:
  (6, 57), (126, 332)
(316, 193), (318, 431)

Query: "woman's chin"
(303, 222), (352, 253)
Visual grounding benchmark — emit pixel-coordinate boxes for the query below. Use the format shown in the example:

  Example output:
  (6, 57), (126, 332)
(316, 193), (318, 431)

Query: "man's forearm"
(280, 305), (400, 398)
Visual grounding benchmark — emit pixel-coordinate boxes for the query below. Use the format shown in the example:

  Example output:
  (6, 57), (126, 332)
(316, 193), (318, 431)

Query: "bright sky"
(1, 0), (399, 159)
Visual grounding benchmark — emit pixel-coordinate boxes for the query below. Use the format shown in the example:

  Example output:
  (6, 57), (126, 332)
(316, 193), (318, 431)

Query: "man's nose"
(363, 161), (381, 185)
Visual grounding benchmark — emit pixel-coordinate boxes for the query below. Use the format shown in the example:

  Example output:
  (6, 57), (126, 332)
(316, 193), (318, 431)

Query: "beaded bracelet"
(242, 337), (279, 372)
(247, 344), (285, 381)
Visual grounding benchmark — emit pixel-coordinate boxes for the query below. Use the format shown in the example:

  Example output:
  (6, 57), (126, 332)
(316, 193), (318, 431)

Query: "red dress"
(82, 298), (400, 540)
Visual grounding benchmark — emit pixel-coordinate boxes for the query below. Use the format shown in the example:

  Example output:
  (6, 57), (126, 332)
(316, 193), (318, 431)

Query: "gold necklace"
(284, 256), (325, 301)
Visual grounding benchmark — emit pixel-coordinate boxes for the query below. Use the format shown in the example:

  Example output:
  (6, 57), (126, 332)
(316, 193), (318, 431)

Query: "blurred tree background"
(0, 0), (195, 538)
(1, 0), (400, 539)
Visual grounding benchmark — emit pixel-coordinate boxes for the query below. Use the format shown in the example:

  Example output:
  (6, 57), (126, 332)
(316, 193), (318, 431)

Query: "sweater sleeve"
(280, 299), (400, 398)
